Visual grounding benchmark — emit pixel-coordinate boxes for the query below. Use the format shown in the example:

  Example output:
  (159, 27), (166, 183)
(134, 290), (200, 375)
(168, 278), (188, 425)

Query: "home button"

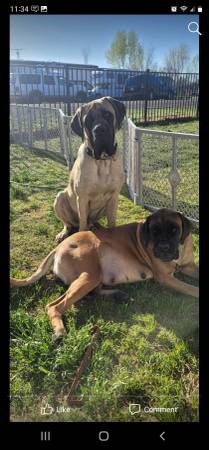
(98, 431), (109, 441)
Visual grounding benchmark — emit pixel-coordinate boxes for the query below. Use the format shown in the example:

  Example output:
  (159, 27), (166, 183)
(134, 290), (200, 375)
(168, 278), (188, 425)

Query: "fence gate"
(123, 118), (199, 224)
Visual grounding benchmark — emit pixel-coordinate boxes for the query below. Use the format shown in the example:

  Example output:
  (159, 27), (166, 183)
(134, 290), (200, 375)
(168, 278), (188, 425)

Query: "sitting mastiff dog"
(10, 208), (199, 341)
(54, 96), (126, 243)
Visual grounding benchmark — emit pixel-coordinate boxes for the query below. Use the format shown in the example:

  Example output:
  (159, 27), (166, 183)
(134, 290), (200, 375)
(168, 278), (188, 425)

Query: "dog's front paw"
(52, 329), (66, 345)
(55, 230), (69, 243)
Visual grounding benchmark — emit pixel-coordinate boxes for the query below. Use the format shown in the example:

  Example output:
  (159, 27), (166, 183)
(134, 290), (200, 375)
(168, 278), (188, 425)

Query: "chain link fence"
(10, 104), (75, 168)
(123, 118), (199, 223)
(10, 105), (199, 223)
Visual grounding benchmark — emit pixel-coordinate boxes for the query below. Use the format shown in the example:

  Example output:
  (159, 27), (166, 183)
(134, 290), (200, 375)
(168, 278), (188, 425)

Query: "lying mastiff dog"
(10, 208), (199, 341)
(54, 96), (126, 242)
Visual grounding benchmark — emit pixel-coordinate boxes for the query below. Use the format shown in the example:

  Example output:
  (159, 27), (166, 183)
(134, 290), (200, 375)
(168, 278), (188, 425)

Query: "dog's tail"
(10, 249), (56, 287)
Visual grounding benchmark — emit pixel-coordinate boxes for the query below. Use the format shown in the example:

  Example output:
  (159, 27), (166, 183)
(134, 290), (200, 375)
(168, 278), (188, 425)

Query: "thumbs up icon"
(40, 403), (54, 415)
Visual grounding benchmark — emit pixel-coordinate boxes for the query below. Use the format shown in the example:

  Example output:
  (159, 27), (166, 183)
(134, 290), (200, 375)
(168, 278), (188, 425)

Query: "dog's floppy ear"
(178, 212), (191, 243)
(106, 97), (126, 130)
(71, 106), (83, 138)
(140, 215), (152, 247)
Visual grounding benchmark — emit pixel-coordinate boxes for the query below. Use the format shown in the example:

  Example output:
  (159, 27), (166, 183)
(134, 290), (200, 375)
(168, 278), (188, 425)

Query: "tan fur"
(54, 97), (125, 242)
(10, 220), (199, 340)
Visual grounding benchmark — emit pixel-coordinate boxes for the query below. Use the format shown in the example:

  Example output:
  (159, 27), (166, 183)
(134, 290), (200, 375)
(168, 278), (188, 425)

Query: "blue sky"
(10, 15), (199, 67)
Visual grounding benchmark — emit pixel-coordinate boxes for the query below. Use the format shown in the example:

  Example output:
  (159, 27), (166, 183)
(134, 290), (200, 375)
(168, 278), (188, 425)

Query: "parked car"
(123, 73), (176, 100)
(89, 69), (128, 98)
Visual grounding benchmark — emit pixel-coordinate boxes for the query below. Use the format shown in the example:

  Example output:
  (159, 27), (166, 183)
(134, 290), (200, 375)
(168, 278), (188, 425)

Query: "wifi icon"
(180, 6), (188, 11)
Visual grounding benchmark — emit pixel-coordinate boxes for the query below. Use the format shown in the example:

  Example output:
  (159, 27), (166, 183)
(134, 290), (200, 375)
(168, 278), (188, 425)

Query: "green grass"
(140, 120), (199, 134)
(131, 120), (199, 219)
(128, 108), (198, 125)
(10, 133), (199, 422)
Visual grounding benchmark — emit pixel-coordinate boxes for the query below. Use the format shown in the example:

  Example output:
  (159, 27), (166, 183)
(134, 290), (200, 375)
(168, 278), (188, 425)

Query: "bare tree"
(143, 47), (158, 71)
(186, 54), (199, 73)
(164, 44), (190, 73)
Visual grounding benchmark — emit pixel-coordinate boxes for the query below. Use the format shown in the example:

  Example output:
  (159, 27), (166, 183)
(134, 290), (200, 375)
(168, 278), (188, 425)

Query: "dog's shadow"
(73, 274), (199, 356)
(10, 273), (199, 356)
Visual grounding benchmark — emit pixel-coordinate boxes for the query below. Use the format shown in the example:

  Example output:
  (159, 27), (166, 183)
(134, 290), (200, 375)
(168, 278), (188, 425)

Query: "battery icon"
(197, 6), (202, 12)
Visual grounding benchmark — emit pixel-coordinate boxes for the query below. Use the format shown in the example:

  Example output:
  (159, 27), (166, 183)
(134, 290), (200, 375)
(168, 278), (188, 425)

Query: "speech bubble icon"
(129, 403), (141, 415)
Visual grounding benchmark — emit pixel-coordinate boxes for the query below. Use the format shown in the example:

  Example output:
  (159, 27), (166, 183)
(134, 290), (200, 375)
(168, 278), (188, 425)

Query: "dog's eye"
(167, 224), (177, 234)
(152, 226), (161, 236)
(104, 111), (112, 121)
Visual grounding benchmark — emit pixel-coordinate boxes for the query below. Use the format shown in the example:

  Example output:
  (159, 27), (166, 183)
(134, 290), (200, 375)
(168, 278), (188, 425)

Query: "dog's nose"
(93, 124), (106, 135)
(158, 242), (169, 251)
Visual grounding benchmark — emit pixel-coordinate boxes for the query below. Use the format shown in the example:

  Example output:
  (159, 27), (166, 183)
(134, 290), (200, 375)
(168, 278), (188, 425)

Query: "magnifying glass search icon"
(188, 22), (202, 35)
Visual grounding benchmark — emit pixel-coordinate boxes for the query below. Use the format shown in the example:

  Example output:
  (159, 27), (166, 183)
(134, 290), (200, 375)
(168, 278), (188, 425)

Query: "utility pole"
(11, 48), (23, 59)
(82, 48), (90, 65)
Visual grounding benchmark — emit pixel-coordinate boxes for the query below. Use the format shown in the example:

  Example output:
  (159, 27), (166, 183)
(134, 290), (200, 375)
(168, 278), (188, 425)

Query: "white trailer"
(10, 60), (98, 102)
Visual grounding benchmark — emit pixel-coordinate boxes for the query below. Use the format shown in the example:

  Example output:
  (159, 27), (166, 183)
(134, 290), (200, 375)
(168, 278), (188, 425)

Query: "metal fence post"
(10, 105), (15, 142)
(65, 64), (71, 117)
(196, 95), (199, 119)
(172, 136), (177, 209)
(27, 106), (33, 146)
(128, 120), (134, 199)
(58, 109), (65, 156)
(169, 135), (180, 210)
(134, 126), (143, 205)
(43, 108), (48, 151)
(16, 106), (23, 144)
(63, 115), (71, 168)
(58, 109), (70, 167)
(124, 119), (130, 189)
(144, 68), (150, 124)
(122, 117), (128, 175)
(66, 115), (72, 168)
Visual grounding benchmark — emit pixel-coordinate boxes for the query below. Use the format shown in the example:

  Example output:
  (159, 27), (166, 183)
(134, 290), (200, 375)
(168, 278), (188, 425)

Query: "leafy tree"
(106, 34), (198, 74)
(106, 30), (156, 70)
(106, 31), (127, 69)
(127, 31), (144, 70)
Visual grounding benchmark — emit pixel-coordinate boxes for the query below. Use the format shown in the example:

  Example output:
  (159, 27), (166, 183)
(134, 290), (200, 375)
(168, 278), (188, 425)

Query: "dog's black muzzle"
(91, 121), (116, 160)
(154, 241), (179, 262)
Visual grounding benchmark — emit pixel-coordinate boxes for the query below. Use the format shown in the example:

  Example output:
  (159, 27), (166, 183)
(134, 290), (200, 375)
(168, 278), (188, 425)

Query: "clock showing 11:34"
(10, 6), (37, 13)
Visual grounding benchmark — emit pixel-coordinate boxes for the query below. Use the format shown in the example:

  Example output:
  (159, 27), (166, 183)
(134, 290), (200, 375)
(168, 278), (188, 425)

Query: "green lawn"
(129, 108), (198, 125)
(140, 120), (199, 134)
(10, 130), (199, 422)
